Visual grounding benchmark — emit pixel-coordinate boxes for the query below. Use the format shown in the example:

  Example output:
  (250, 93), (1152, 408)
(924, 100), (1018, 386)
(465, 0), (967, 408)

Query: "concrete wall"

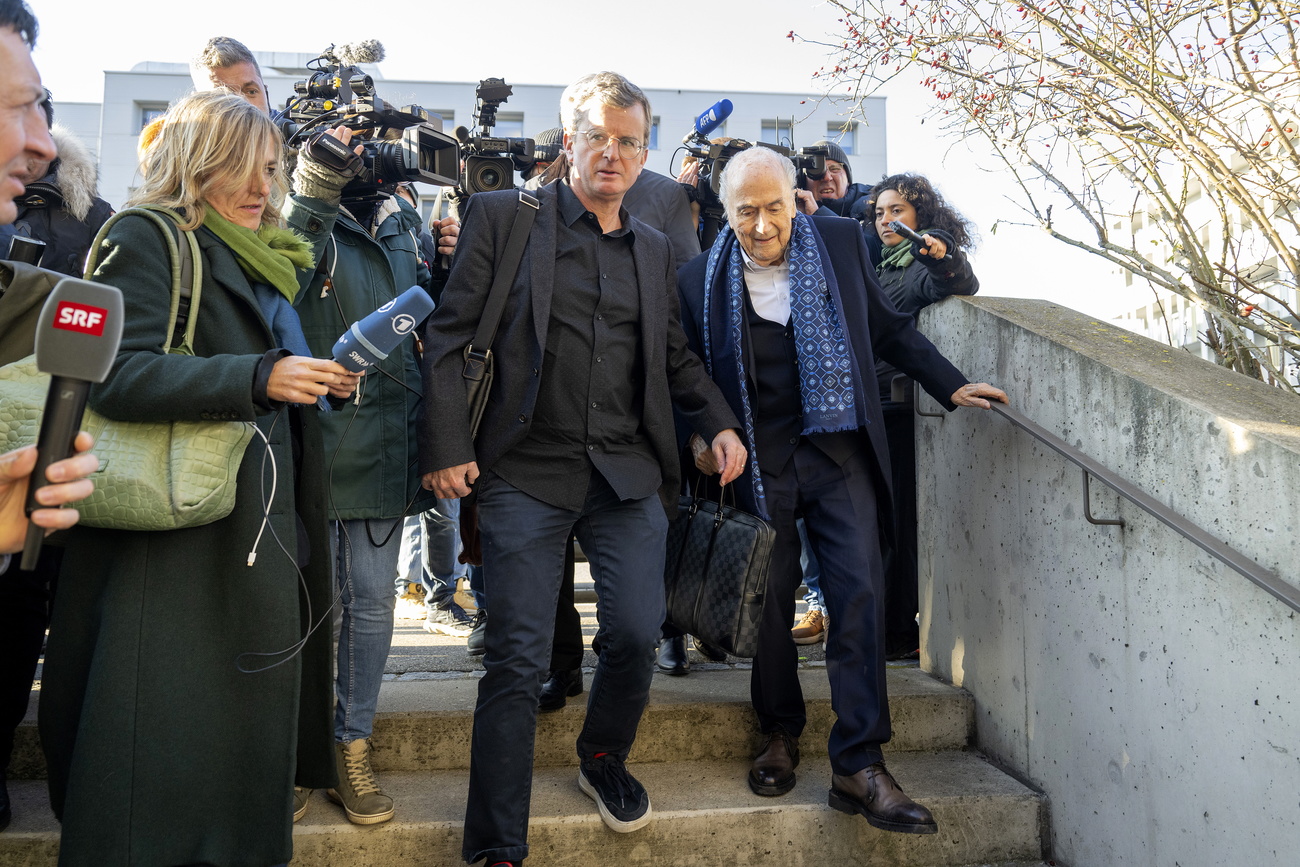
(915, 296), (1300, 866)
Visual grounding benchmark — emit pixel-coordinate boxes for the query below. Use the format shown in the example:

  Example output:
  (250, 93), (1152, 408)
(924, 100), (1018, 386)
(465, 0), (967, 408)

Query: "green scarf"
(878, 226), (938, 274)
(201, 209), (315, 302)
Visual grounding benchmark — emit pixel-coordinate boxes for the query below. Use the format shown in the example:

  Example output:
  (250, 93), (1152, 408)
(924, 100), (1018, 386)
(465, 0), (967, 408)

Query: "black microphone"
(6, 235), (46, 265)
(683, 99), (733, 145)
(332, 286), (435, 373)
(21, 278), (124, 569)
(888, 221), (951, 261)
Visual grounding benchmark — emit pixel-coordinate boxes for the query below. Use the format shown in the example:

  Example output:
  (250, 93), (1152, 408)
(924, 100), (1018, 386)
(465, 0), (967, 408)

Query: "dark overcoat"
(418, 182), (738, 516)
(676, 214), (969, 521)
(38, 214), (336, 867)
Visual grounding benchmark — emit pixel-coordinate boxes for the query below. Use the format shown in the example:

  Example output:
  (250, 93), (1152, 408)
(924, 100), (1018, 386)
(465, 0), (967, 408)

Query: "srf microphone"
(21, 278), (124, 569)
(331, 286), (435, 373)
(683, 99), (733, 145)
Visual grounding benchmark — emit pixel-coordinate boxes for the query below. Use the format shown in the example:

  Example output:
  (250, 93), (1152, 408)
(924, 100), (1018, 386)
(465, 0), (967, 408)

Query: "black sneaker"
(578, 753), (651, 833)
(424, 600), (473, 637)
(466, 609), (487, 657)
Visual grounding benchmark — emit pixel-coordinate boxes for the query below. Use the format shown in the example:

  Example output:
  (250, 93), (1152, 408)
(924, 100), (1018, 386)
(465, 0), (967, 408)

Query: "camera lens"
(464, 156), (515, 194)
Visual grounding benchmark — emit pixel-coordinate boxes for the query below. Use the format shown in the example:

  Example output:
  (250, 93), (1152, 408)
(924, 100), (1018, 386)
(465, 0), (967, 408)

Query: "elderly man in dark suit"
(677, 145), (1005, 836)
(419, 71), (745, 867)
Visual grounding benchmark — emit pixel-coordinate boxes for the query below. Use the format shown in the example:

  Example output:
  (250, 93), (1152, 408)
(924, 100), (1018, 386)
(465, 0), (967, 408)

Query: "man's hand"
(422, 462), (480, 498)
(268, 356), (359, 404)
(795, 189), (819, 215)
(0, 432), (99, 554)
(712, 429), (748, 485)
(434, 216), (460, 257)
(950, 382), (1008, 410)
(691, 430), (747, 484)
(690, 433), (718, 475)
(677, 162), (700, 186)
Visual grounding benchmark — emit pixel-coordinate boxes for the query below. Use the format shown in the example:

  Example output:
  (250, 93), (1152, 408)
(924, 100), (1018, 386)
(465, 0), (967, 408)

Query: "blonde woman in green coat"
(38, 91), (357, 867)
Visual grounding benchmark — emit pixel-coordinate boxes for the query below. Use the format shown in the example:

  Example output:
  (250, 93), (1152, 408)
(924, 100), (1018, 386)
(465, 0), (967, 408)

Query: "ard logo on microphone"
(54, 301), (109, 336)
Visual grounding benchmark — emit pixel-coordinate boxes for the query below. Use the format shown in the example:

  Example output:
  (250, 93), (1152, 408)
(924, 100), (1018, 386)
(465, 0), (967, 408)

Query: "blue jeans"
(333, 518), (402, 743)
(467, 563), (486, 611)
(461, 471), (666, 865)
(395, 499), (468, 610)
(798, 518), (824, 613)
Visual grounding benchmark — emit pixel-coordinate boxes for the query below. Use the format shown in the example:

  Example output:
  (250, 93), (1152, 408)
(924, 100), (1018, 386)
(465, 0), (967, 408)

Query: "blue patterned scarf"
(701, 212), (868, 514)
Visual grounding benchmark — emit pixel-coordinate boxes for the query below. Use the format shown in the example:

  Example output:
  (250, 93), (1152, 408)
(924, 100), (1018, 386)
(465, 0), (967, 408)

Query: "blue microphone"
(332, 286), (435, 373)
(683, 99), (733, 144)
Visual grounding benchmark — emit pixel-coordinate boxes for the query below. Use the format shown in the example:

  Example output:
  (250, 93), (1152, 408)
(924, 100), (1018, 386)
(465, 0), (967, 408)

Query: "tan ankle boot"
(326, 739), (395, 825)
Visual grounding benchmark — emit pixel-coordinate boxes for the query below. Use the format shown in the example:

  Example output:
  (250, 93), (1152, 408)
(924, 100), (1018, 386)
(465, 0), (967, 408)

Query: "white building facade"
(66, 53), (887, 220)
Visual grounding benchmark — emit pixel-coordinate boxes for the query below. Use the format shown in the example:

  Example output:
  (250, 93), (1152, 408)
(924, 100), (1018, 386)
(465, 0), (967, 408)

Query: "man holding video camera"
(420, 71), (745, 867)
(280, 43), (460, 826)
(797, 139), (873, 223)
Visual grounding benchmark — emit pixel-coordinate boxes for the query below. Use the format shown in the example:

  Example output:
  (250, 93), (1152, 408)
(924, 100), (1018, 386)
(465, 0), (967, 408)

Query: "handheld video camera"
(277, 42), (460, 204)
(795, 144), (833, 185)
(682, 134), (827, 246)
(453, 78), (535, 196)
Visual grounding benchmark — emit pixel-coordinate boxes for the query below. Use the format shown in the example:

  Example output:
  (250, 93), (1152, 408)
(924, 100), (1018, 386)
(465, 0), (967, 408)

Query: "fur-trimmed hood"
(39, 126), (101, 222)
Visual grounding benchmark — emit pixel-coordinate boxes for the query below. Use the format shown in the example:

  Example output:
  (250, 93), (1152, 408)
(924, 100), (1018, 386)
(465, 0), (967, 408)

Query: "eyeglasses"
(577, 128), (645, 160)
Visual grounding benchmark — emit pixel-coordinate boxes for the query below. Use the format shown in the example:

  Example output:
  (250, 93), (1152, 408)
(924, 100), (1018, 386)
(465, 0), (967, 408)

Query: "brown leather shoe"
(748, 729), (800, 796)
(828, 761), (938, 834)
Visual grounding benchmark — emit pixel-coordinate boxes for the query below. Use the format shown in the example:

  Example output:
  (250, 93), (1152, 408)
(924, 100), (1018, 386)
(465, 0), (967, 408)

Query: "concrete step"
(372, 665), (971, 772)
(11, 667), (972, 779)
(0, 751), (1045, 867)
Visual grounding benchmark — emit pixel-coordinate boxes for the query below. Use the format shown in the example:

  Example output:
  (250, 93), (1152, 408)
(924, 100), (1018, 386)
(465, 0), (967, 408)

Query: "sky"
(30, 0), (1128, 319)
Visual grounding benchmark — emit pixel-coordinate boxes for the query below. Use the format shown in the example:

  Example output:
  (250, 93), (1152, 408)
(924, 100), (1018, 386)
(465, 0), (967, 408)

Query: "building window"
(827, 122), (856, 154)
(761, 119), (793, 147)
(649, 116), (660, 150)
(138, 102), (168, 131)
(493, 112), (523, 137)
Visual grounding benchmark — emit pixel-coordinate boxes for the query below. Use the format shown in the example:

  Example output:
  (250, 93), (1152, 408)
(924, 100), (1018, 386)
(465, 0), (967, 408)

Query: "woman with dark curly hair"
(866, 173), (979, 658)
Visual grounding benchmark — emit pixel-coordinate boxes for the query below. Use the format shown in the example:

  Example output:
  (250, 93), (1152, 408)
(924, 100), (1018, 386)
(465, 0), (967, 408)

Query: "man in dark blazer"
(419, 71), (745, 867)
(677, 146), (1006, 836)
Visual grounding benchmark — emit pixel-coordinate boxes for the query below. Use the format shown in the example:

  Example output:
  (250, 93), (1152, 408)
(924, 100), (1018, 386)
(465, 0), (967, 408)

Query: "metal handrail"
(969, 400), (1300, 614)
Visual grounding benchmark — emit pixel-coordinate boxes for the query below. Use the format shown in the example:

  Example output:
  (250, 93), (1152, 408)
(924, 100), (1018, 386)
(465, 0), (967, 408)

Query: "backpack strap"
(84, 206), (203, 354)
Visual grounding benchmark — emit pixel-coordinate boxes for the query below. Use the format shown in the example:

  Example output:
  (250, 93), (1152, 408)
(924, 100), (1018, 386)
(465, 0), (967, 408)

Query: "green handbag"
(0, 207), (255, 531)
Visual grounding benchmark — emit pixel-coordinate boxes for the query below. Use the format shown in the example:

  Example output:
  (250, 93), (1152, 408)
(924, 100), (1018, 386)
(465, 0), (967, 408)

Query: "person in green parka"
(38, 91), (357, 867)
(283, 122), (449, 825)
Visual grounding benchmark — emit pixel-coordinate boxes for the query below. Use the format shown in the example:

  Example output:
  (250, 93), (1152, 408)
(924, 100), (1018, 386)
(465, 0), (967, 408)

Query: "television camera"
(277, 41), (460, 204)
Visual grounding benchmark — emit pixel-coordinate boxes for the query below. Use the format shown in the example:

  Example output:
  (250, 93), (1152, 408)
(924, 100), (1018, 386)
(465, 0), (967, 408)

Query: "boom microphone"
(683, 99), (733, 144)
(331, 286), (435, 373)
(333, 39), (386, 66)
(21, 278), (124, 569)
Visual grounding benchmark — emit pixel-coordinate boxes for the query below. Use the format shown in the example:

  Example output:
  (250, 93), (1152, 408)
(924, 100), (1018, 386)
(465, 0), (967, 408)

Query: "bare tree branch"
(799, 0), (1300, 391)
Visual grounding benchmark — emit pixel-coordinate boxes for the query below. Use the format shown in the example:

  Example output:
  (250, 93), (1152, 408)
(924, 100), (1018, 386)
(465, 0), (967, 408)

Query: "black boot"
(655, 636), (689, 675)
(538, 668), (583, 712)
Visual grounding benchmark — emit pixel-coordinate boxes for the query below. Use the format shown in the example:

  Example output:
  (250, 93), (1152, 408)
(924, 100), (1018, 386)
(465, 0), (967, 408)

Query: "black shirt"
(493, 182), (661, 510)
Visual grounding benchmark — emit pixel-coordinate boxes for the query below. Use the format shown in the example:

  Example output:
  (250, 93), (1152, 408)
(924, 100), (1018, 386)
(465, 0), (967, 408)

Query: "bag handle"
(84, 206), (202, 356)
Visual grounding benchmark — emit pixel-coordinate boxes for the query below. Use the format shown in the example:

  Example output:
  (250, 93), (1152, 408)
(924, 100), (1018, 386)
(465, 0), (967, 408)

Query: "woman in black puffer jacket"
(866, 173), (979, 659)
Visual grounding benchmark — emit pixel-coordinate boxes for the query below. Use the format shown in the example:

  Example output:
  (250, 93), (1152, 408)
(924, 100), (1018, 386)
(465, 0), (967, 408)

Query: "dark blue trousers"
(751, 441), (891, 775)
(462, 471), (666, 865)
